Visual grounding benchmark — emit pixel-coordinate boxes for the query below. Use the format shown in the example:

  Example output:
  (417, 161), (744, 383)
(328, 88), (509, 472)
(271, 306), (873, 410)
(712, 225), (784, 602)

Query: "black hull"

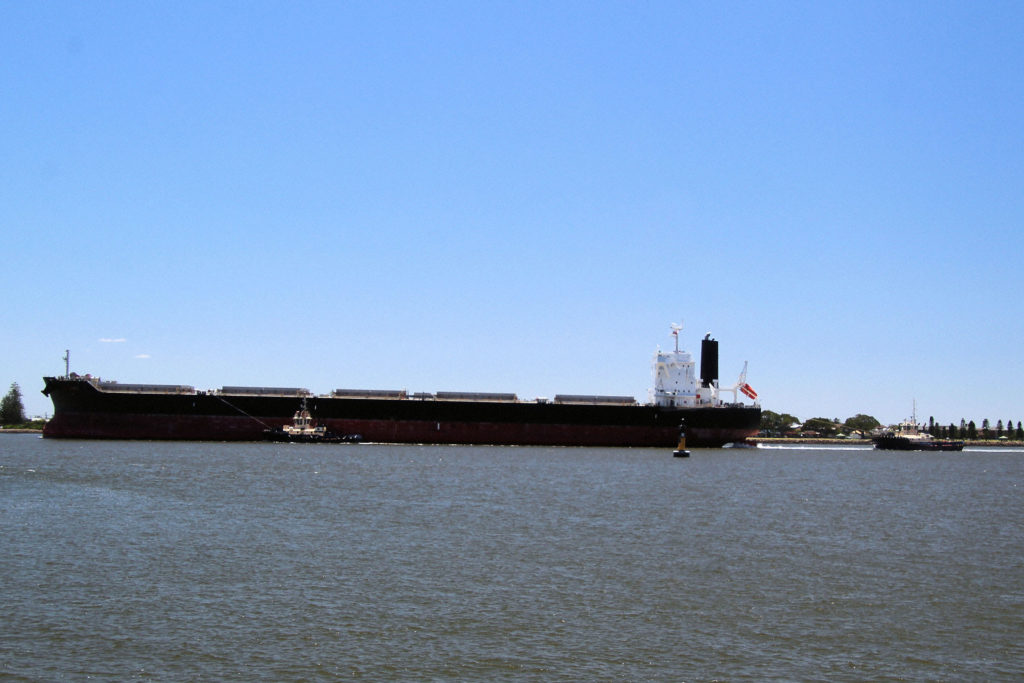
(41, 377), (761, 447)
(263, 429), (362, 444)
(872, 436), (965, 451)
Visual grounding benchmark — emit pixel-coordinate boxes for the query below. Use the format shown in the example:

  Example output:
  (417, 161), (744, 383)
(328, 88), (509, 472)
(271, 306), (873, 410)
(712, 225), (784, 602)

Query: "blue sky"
(3, 1), (1022, 426)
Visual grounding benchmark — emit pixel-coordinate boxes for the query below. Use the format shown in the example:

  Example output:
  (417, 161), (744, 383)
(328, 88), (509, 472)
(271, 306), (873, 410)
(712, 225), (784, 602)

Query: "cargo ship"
(41, 325), (761, 447)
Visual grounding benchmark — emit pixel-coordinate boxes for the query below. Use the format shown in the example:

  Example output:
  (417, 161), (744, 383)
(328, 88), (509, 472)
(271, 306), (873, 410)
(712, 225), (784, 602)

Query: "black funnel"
(700, 335), (718, 387)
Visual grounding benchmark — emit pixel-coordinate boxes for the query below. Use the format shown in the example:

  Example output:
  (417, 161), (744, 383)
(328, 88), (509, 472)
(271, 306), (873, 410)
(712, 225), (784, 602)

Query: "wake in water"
(963, 447), (1024, 453)
(755, 443), (874, 451)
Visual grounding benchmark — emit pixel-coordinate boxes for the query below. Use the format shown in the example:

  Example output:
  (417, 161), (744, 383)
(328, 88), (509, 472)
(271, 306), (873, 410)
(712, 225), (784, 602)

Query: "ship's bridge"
(651, 326), (723, 408)
(652, 348), (698, 407)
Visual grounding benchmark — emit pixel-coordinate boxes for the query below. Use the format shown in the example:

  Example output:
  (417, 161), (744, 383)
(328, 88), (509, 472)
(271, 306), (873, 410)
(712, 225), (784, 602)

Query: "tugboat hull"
(872, 435), (964, 451)
(263, 429), (361, 444)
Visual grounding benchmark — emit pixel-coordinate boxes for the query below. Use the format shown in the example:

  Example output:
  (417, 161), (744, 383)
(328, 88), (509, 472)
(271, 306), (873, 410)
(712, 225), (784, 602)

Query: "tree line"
(921, 416), (1024, 441)
(760, 410), (1024, 441)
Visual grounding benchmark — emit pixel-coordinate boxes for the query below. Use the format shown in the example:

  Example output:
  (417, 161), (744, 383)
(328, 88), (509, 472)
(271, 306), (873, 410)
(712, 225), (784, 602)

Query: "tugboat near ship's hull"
(261, 398), (362, 444)
(41, 325), (762, 448)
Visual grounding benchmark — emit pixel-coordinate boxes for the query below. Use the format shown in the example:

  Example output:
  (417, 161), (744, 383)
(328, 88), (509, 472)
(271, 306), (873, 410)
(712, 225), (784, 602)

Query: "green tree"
(760, 410), (800, 436)
(844, 414), (880, 434)
(1016, 421), (1023, 440)
(967, 421), (978, 440)
(1, 382), (26, 425)
(802, 417), (839, 437)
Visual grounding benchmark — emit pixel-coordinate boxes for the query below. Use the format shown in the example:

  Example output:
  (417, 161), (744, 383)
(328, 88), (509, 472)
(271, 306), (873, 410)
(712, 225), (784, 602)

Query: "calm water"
(2, 436), (1022, 681)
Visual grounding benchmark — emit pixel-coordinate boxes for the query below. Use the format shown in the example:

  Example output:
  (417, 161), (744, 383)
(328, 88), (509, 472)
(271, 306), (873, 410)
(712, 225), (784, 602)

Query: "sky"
(3, 1), (1022, 427)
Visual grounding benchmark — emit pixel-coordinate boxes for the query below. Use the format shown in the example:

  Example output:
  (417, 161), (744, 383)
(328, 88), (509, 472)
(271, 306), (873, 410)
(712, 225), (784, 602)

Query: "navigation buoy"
(672, 420), (690, 457)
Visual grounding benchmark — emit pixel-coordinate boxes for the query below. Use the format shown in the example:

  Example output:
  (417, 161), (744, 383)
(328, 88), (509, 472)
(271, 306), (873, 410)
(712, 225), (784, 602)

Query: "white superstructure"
(652, 324), (707, 407)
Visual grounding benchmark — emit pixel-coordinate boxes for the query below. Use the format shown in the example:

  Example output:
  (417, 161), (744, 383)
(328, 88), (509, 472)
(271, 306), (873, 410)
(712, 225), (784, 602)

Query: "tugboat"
(263, 398), (361, 444)
(872, 405), (963, 452)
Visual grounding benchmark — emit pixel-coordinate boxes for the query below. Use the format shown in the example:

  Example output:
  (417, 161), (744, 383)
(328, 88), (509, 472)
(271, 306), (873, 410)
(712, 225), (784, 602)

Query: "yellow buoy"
(672, 421), (690, 457)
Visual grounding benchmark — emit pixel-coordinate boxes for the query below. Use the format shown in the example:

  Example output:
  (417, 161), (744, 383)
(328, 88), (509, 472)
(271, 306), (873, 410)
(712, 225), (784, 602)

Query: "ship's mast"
(670, 323), (682, 353)
(63, 350), (70, 378)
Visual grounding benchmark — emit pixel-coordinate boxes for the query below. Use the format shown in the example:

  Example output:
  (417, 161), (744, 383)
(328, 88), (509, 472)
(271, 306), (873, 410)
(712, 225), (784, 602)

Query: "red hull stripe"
(43, 414), (759, 448)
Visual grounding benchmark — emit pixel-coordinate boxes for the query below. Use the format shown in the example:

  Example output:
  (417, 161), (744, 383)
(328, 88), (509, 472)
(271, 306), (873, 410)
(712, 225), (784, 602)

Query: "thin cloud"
(99, 338), (127, 343)
(134, 354), (151, 359)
